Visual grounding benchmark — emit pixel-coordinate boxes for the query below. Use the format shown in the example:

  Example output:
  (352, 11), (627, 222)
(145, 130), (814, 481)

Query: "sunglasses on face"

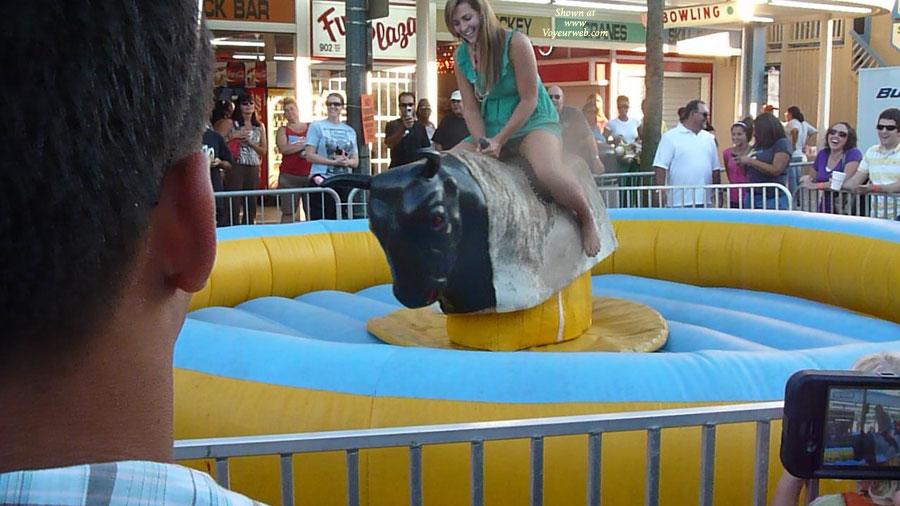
(876, 124), (898, 131)
(327, 102), (344, 107)
(400, 103), (415, 108)
(548, 94), (562, 99)
(827, 129), (848, 138)
(451, 99), (461, 103)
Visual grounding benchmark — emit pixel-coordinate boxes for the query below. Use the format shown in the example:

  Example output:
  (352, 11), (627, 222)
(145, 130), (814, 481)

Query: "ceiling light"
(748, 15), (775, 21)
(211, 38), (265, 48)
(554, 0), (647, 12)
(274, 55), (296, 61)
(768, 0), (870, 13)
(233, 53), (266, 61)
(512, 0), (552, 3)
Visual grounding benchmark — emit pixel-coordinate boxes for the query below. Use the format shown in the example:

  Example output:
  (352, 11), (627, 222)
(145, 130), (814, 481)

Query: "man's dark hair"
(682, 100), (705, 121)
(786, 106), (804, 123)
(0, 2), (212, 351)
(398, 91), (416, 104)
(878, 108), (900, 126)
(752, 112), (788, 149)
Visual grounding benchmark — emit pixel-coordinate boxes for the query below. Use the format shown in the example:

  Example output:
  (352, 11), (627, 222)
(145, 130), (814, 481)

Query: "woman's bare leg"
(518, 130), (601, 256)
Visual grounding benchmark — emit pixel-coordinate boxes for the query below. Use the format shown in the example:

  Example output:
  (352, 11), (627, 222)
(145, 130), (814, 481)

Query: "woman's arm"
(455, 57), (486, 142)
(491, 31), (539, 147)
(248, 124), (267, 156)
(276, 125), (306, 155)
(740, 151), (790, 177)
(303, 145), (337, 167)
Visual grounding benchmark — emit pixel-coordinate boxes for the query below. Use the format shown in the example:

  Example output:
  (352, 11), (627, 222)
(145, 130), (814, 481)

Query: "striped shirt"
(859, 143), (900, 218)
(0, 461), (265, 505)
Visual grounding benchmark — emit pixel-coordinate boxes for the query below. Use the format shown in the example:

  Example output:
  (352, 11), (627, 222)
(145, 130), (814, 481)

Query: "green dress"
(456, 30), (560, 142)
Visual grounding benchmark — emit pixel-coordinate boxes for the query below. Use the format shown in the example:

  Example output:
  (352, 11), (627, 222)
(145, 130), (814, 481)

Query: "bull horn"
(416, 149), (441, 179)
(320, 174), (371, 190)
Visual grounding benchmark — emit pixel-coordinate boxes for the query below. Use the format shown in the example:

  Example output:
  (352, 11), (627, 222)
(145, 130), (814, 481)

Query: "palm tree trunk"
(641, 0), (665, 172)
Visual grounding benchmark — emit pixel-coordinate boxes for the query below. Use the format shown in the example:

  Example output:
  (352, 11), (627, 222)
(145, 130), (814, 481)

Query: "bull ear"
(321, 174), (371, 190)
(417, 149), (441, 179)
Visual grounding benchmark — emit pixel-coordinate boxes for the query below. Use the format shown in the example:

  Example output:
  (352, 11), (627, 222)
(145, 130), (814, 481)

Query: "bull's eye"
(431, 214), (444, 229)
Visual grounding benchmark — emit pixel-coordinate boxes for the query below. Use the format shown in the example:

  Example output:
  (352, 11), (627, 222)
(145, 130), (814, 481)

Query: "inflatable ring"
(175, 209), (900, 505)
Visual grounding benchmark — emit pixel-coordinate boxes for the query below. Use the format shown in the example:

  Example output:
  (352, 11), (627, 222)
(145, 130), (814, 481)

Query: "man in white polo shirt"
(653, 99), (722, 207)
(847, 108), (900, 220)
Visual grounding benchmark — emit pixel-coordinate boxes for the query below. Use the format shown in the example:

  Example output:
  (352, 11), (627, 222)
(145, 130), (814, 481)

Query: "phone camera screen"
(823, 387), (900, 469)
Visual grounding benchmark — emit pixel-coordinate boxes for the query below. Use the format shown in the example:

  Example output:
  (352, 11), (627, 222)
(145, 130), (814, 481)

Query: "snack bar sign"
(313, 1), (416, 60)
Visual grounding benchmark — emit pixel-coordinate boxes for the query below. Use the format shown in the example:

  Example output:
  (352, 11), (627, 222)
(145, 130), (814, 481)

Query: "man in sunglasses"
(384, 91), (432, 168)
(653, 99), (722, 207)
(547, 85), (604, 174)
(848, 107), (900, 219)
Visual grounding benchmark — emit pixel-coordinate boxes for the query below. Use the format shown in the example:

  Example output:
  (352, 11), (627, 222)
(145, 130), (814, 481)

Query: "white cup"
(830, 171), (846, 191)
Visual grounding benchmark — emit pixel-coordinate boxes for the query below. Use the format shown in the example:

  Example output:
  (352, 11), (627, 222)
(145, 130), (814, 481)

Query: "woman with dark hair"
(785, 105), (818, 161)
(225, 94), (267, 225)
(800, 121), (862, 214)
(445, 0), (601, 255)
(211, 99), (234, 138)
(736, 112), (792, 209)
(722, 118), (753, 208)
(416, 98), (436, 141)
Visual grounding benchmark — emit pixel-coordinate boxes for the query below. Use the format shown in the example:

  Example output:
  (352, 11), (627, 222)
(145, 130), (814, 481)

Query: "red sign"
(361, 95), (376, 145)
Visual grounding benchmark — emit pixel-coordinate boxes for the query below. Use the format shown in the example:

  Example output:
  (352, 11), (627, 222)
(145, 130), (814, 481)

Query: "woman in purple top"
(799, 122), (862, 213)
(722, 118), (753, 208)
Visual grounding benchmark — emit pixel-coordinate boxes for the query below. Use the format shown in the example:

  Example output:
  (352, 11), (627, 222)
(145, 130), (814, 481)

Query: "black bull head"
(324, 151), (496, 313)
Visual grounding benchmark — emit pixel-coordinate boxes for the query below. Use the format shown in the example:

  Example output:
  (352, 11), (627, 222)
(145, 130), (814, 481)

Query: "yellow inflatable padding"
(193, 219), (898, 322)
(368, 296), (667, 352)
(189, 232), (391, 311)
(593, 220), (899, 323)
(175, 369), (790, 506)
(446, 272), (592, 350)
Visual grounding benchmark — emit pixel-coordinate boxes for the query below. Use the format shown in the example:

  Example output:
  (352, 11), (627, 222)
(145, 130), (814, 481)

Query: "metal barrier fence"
(795, 187), (900, 220)
(175, 402), (789, 506)
(599, 183), (794, 210)
(213, 188), (343, 226)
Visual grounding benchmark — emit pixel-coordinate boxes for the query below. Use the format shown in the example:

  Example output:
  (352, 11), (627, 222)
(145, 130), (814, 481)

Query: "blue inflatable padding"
(216, 221), (331, 241)
(174, 317), (899, 402)
(593, 275), (900, 345)
(296, 291), (399, 322)
(319, 220), (372, 234)
(354, 285), (404, 307)
(188, 307), (307, 338)
(607, 208), (900, 243)
(594, 286), (860, 350)
(662, 321), (776, 353)
(236, 297), (383, 345)
(176, 319), (397, 395)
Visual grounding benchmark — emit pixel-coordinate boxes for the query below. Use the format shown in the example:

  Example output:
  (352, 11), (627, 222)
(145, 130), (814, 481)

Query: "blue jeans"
(744, 192), (789, 210)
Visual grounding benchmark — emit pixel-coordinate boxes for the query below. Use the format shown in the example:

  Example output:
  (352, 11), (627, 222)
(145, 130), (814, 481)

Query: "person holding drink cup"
(800, 122), (862, 214)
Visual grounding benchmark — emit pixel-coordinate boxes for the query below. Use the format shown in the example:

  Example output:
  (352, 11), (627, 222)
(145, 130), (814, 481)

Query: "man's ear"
(150, 151), (216, 293)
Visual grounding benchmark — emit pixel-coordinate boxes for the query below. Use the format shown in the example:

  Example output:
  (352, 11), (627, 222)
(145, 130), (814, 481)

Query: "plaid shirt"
(0, 461), (265, 505)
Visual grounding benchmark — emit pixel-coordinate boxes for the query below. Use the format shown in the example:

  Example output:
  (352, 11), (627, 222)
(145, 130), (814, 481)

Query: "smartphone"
(781, 370), (900, 480)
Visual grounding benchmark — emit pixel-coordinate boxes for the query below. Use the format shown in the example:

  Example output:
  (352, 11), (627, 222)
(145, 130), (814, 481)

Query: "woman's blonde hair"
(444, 0), (506, 95)
(280, 97), (297, 109)
(850, 352), (900, 506)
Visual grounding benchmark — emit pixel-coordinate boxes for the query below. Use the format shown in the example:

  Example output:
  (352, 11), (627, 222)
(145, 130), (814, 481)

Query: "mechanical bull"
(325, 150), (616, 314)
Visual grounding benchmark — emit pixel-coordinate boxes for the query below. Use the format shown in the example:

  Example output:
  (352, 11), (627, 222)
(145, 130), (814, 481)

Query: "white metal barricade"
(175, 402), (788, 506)
(598, 183), (794, 210)
(795, 187), (900, 221)
(214, 188), (343, 226)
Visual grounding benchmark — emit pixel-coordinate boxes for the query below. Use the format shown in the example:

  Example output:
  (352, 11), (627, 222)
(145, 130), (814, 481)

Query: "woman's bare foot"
(580, 218), (601, 256)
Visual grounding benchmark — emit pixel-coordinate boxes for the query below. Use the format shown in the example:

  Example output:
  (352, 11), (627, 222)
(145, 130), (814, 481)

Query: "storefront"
(205, 0), (298, 188)
(435, 4), (737, 147)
